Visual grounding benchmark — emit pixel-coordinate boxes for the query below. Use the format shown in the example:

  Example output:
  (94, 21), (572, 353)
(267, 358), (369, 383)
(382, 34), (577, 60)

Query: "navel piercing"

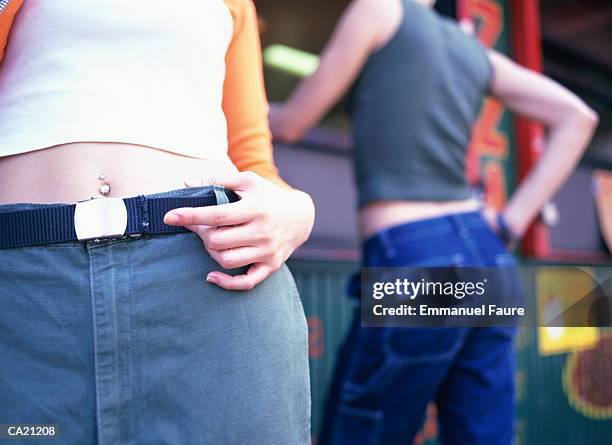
(99, 183), (111, 195)
(97, 173), (111, 196)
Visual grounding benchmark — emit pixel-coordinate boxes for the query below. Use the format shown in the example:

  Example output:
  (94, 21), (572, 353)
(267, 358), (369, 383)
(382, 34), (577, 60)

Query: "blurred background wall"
(255, 0), (612, 443)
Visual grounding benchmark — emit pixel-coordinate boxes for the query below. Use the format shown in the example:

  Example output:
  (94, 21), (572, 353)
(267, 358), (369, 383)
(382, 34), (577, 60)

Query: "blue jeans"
(0, 187), (311, 445)
(321, 212), (518, 445)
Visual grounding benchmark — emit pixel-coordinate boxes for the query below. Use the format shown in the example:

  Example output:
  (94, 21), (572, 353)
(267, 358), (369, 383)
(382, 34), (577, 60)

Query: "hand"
(163, 171), (315, 291)
(481, 206), (524, 248)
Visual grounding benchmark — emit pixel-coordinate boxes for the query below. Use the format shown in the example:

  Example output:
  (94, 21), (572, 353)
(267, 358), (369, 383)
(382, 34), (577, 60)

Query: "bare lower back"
(359, 198), (481, 239)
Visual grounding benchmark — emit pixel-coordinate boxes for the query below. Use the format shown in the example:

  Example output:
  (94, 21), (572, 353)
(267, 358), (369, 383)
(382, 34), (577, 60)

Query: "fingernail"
(206, 274), (218, 284)
(164, 211), (181, 224)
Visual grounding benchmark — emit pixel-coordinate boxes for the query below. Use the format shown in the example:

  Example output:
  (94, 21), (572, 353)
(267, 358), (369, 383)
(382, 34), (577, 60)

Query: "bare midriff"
(359, 199), (480, 239)
(0, 142), (239, 205)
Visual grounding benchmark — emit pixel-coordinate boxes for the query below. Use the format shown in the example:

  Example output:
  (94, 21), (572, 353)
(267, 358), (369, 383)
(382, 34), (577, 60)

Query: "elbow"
(573, 103), (599, 131)
(272, 125), (305, 145)
(585, 107), (599, 129)
(284, 128), (306, 145)
(269, 110), (306, 145)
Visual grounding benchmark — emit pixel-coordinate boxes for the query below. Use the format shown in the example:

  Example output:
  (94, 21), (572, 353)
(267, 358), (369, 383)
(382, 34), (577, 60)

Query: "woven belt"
(0, 187), (239, 249)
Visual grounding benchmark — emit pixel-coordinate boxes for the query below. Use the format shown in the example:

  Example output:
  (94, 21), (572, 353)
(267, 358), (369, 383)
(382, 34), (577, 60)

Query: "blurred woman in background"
(0, 1), (313, 443)
(270, 0), (598, 443)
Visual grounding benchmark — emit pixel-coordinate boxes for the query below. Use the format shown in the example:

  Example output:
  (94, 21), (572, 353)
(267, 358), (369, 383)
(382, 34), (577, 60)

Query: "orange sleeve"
(0, 0), (23, 64)
(222, 0), (291, 189)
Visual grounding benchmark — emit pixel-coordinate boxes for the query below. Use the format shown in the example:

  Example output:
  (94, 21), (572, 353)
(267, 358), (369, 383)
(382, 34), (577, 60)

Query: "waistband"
(363, 211), (488, 254)
(0, 185), (239, 249)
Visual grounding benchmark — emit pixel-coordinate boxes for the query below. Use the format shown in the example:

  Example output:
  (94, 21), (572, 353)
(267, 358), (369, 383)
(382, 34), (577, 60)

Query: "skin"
(269, 0), (598, 241)
(0, 142), (240, 204)
(165, 171), (314, 290)
(0, 143), (315, 291)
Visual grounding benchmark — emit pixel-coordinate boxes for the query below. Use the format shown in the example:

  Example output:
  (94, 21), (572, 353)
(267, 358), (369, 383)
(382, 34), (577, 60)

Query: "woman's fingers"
(207, 263), (274, 291)
(164, 200), (254, 227)
(207, 246), (263, 270)
(166, 174), (313, 292)
(199, 225), (265, 251)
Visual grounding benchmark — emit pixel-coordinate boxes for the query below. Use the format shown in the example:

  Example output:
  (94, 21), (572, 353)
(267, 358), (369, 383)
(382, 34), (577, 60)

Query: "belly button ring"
(99, 183), (111, 195)
(98, 173), (111, 196)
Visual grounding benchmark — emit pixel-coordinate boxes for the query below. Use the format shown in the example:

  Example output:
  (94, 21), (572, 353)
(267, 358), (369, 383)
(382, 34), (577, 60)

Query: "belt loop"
(449, 214), (470, 239)
(138, 195), (150, 233)
(212, 185), (230, 205)
(378, 229), (397, 259)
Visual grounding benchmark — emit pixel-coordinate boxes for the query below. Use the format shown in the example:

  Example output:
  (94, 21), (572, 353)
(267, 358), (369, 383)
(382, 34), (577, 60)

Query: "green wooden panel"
(288, 260), (357, 442)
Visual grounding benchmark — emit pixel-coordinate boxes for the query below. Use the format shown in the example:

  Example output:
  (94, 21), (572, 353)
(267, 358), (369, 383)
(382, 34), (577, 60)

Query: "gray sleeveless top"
(349, 0), (492, 207)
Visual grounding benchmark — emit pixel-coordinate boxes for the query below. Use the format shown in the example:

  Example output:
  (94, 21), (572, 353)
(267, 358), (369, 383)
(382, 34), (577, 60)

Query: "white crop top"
(0, 0), (234, 161)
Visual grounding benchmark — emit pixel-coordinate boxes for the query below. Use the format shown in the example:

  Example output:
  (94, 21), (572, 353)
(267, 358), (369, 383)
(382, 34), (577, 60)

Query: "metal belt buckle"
(74, 198), (128, 241)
